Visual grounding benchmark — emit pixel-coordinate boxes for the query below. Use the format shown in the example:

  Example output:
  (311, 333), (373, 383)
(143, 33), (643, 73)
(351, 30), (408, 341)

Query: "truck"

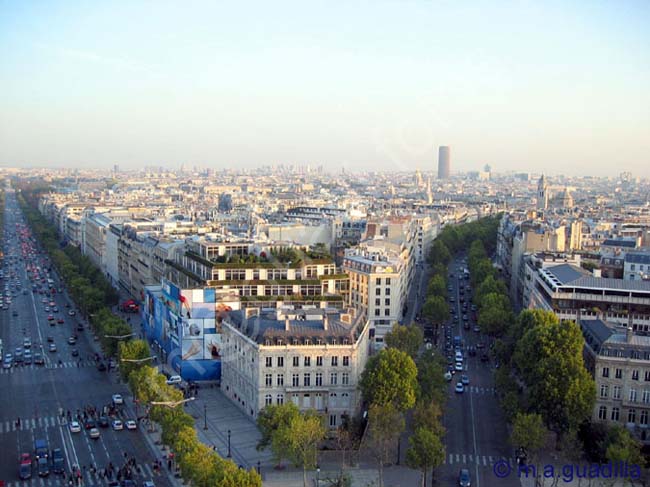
(34, 438), (48, 459)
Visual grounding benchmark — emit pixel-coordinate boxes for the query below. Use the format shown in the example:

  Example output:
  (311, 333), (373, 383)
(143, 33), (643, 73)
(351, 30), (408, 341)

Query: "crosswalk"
(465, 386), (496, 395)
(0, 415), (68, 434)
(2, 463), (157, 487)
(0, 360), (96, 373)
(444, 452), (516, 467)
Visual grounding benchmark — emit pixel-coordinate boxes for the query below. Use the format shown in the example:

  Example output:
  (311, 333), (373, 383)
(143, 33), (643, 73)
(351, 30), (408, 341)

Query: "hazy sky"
(1, 1), (649, 176)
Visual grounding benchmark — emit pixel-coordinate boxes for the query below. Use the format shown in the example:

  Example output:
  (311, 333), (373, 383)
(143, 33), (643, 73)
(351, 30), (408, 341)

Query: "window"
(316, 372), (323, 386)
(632, 370), (639, 381)
(304, 356), (311, 367)
(375, 298), (380, 306)
(615, 368), (623, 379)
(386, 278), (391, 285)
(265, 374), (272, 387)
(303, 373), (311, 387)
(631, 264), (636, 271)
(265, 394), (272, 406)
(292, 394), (299, 406)
(276, 394), (284, 405)
(385, 298), (390, 306)
(629, 389), (637, 402)
(340, 392), (349, 407)
(343, 356), (350, 367)
(602, 367), (610, 378)
(342, 373), (349, 385)
(292, 373), (299, 387)
(375, 278), (381, 285)
(316, 356), (323, 366)
(641, 410), (648, 425)
(330, 372), (338, 385)
(613, 386), (621, 399)
(303, 394), (311, 408)
(384, 308), (390, 316)
(374, 309), (380, 316)
(642, 389), (650, 404)
(277, 357), (284, 367)
(645, 370), (650, 381)
(385, 288), (390, 295)
(331, 356), (339, 367)
(600, 385), (608, 398)
(628, 409), (636, 424)
(293, 356), (299, 367)
(329, 393), (337, 407)
(598, 405), (607, 420)
(277, 374), (284, 387)
(329, 414), (337, 427)
(265, 357), (272, 367)
(611, 407), (620, 421)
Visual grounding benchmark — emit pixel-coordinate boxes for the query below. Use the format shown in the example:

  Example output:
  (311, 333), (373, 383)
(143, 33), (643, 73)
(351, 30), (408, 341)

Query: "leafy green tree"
(605, 426), (645, 466)
(256, 402), (300, 467)
(367, 403), (405, 487)
(510, 413), (547, 459)
(477, 293), (513, 336)
(428, 240), (451, 266)
(470, 259), (494, 287)
(118, 339), (152, 380)
(405, 427), (445, 487)
(426, 275), (447, 298)
(384, 323), (423, 359)
(359, 348), (418, 412)
(412, 401), (445, 437)
(416, 354), (447, 405)
(281, 411), (327, 487)
(422, 296), (449, 326)
(513, 314), (596, 440)
(474, 275), (508, 307)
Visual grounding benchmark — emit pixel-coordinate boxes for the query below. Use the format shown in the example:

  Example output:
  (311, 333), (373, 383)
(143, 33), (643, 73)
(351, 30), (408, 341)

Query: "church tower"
(537, 174), (548, 210)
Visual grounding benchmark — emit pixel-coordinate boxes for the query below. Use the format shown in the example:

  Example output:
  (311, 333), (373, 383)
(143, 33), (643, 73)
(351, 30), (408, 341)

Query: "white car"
(166, 375), (182, 385)
(125, 420), (137, 430)
(455, 382), (465, 393)
(69, 421), (81, 433)
(111, 394), (124, 405)
(112, 419), (123, 431)
(454, 362), (463, 372)
(89, 427), (100, 439)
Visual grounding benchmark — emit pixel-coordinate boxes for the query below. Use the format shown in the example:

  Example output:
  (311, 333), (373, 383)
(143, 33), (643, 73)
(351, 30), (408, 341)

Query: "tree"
(428, 240), (451, 266)
(412, 400), (445, 437)
(474, 275), (507, 306)
(426, 275), (447, 298)
(510, 413), (547, 459)
(416, 354), (447, 405)
(256, 403), (300, 467)
(359, 348), (418, 412)
(605, 426), (645, 466)
(422, 296), (449, 326)
(513, 314), (596, 440)
(118, 339), (152, 380)
(470, 259), (494, 287)
(477, 293), (513, 336)
(282, 411), (327, 487)
(384, 323), (423, 359)
(367, 403), (405, 487)
(405, 427), (445, 487)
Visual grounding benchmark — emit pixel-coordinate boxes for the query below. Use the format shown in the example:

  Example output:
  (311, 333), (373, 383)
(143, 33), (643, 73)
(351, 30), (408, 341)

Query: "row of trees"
(123, 342), (261, 486)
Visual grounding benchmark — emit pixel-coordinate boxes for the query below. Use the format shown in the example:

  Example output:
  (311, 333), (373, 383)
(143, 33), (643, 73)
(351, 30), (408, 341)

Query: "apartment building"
(624, 251), (650, 282)
(220, 307), (370, 427)
(580, 319), (650, 444)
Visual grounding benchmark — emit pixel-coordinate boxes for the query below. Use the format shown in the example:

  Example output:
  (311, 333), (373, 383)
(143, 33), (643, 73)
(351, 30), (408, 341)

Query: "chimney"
(285, 315), (290, 332)
(323, 314), (329, 331)
(626, 327), (634, 343)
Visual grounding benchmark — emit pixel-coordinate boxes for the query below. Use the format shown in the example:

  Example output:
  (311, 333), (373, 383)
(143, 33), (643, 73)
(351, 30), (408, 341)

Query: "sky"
(1, 0), (649, 176)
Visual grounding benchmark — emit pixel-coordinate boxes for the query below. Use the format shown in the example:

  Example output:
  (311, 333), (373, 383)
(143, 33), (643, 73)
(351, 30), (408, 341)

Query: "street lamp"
(227, 429), (231, 458)
(316, 467), (320, 486)
(120, 356), (155, 363)
(150, 397), (195, 408)
(203, 404), (208, 430)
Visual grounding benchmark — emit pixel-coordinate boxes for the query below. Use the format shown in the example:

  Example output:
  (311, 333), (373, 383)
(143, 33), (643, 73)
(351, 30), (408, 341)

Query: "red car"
(57, 318), (65, 324)
(47, 315), (54, 321)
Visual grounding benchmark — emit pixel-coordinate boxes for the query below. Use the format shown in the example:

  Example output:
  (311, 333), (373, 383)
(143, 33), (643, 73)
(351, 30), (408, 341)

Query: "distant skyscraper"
(437, 146), (450, 179)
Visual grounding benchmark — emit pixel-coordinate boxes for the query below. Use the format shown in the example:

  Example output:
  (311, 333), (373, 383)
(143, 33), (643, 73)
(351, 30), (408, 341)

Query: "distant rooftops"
(625, 251), (650, 265)
(580, 319), (650, 357)
(541, 263), (650, 293)
(602, 238), (637, 248)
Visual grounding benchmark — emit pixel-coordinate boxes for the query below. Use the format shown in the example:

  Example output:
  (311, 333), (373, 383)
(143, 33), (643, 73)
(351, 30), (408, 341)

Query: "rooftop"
(542, 263), (650, 293)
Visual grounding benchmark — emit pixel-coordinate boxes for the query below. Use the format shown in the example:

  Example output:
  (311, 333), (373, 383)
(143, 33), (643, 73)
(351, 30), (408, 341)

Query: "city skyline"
(1, 1), (649, 176)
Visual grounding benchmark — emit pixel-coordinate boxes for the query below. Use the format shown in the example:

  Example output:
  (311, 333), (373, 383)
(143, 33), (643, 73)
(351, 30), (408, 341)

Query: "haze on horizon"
(1, 1), (649, 177)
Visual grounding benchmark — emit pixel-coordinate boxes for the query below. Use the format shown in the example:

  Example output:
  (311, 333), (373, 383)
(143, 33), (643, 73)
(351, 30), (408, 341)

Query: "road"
(435, 254), (519, 487)
(0, 185), (171, 486)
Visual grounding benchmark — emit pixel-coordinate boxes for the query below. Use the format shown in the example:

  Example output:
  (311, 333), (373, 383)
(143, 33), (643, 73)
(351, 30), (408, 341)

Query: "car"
(77, 324), (84, 331)
(481, 353), (489, 362)
(112, 419), (124, 431)
(71, 349), (79, 357)
(47, 315), (54, 321)
(455, 362), (463, 371)
(125, 419), (137, 430)
(12, 310), (18, 317)
(459, 468), (471, 486)
(67, 336), (76, 345)
(473, 325), (481, 333)
(97, 362), (107, 372)
(476, 342), (485, 349)
(23, 352), (32, 365)
(455, 351), (463, 362)
(34, 353), (44, 365)
(47, 336), (54, 342)
(98, 416), (109, 428)
(44, 306), (50, 312)
(112, 394), (124, 405)
(461, 375), (470, 385)
(444, 371), (453, 382)
(48, 343), (57, 352)
(51, 448), (65, 474)
(37, 456), (50, 477)
(19, 454), (32, 479)
(3, 357), (12, 369)
(23, 338), (32, 348)
(121, 481), (137, 487)
(57, 318), (64, 324)
(69, 421), (81, 433)
(89, 427), (100, 439)
(468, 346), (476, 357)
(455, 382), (465, 393)
(68, 310), (76, 316)
(142, 481), (156, 487)
(166, 375), (182, 385)
(52, 306), (58, 312)
(84, 418), (96, 430)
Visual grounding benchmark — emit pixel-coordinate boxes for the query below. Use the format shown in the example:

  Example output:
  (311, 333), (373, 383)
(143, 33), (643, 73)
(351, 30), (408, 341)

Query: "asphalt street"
(0, 186), (171, 487)
(435, 254), (520, 487)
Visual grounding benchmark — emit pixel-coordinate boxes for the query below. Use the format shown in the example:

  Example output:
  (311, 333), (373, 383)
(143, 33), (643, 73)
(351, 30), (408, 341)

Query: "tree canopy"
(384, 323), (423, 359)
(359, 348), (419, 412)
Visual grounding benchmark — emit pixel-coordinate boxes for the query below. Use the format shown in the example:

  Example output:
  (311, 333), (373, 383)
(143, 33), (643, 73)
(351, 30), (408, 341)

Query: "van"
(166, 375), (182, 385)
